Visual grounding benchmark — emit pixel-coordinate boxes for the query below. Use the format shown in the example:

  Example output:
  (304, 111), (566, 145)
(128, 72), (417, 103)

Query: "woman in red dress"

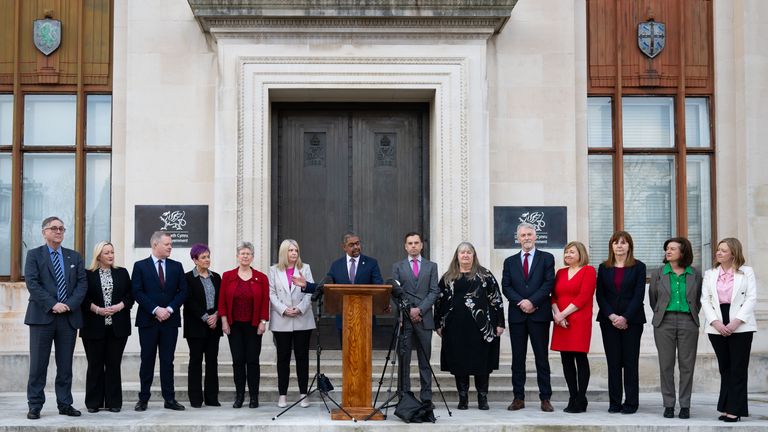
(551, 241), (596, 413)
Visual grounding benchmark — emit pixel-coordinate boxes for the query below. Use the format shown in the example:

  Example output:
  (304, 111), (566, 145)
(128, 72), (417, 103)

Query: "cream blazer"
(700, 265), (757, 334)
(268, 264), (316, 332)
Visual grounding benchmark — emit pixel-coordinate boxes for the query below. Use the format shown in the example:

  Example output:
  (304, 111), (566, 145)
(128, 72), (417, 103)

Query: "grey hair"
(237, 241), (255, 255)
(150, 231), (170, 247)
(41, 216), (63, 229)
(516, 222), (536, 234)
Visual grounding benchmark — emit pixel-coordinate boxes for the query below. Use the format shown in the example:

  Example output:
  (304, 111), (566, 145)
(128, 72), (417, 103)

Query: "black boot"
(478, 393), (489, 410)
(576, 396), (588, 413)
(563, 397), (577, 413)
(233, 392), (244, 409)
(455, 375), (469, 410)
(249, 394), (259, 408)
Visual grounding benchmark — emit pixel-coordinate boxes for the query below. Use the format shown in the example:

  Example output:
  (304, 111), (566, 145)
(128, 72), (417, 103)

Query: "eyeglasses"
(45, 226), (66, 233)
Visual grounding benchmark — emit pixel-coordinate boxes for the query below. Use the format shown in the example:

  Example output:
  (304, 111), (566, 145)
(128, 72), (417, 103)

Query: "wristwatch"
(260, 319), (267, 324)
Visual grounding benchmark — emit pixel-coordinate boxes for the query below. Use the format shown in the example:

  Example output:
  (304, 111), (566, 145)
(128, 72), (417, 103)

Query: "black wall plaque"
(134, 205), (208, 248)
(494, 206), (567, 249)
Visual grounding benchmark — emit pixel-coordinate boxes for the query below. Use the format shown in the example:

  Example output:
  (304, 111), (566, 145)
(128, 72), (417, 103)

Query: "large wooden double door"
(271, 103), (429, 348)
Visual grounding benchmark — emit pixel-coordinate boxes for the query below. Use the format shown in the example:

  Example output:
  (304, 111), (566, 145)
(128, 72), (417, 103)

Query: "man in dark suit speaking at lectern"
(325, 232), (383, 340)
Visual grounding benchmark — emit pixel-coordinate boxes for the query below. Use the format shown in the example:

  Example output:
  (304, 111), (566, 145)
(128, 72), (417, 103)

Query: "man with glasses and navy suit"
(24, 216), (87, 420)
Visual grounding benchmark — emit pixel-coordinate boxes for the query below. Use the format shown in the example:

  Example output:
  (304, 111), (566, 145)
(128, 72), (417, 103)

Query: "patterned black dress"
(435, 271), (504, 375)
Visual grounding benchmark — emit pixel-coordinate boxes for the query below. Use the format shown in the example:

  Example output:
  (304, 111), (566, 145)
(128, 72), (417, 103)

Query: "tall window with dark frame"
(586, 0), (715, 272)
(0, 1), (113, 281)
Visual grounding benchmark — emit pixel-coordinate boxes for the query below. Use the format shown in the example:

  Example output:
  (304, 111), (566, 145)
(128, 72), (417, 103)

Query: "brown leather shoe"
(507, 399), (525, 411)
(541, 400), (554, 412)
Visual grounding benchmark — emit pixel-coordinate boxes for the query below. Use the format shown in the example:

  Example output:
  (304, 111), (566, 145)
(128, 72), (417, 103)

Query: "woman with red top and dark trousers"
(551, 241), (596, 413)
(595, 231), (646, 415)
(218, 242), (269, 409)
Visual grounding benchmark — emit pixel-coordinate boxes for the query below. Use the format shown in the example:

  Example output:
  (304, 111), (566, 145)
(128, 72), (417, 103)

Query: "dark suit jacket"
(391, 257), (439, 329)
(131, 256), (188, 328)
(501, 249), (555, 323)
(183, 270), (223, 338)
(80, 267), (134, 338)
(648, 265), (702, 327)
(326, 254), (383, 285)
(24, 244), (87, 329)
(595, 261), (647, 325)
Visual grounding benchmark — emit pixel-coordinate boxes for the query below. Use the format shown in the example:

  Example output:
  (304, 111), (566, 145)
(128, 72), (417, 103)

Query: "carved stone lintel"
(188, 1), (517, 39)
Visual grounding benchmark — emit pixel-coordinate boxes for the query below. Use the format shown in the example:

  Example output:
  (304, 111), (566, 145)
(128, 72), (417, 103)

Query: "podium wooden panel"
(323, 284), (391, 420)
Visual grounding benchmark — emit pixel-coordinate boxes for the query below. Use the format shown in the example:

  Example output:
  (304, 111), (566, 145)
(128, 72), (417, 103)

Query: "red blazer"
(218, 267), (269, 327)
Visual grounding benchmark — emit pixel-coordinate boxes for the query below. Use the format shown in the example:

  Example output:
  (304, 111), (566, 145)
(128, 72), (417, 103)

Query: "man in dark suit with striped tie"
(24, 216), (87, 420)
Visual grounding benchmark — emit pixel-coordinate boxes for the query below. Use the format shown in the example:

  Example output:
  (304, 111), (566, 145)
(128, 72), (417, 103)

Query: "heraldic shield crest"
(637, 20), (665, 58)
(33, 19), (62, 56)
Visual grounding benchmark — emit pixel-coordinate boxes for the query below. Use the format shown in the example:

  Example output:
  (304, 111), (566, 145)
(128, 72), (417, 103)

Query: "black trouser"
(186, 333), (221, 405)
(560, 351), (590, 405)
(273, 330), (312, 395)
(138, 323), (178, 402)
(509, 319), (552, 400)
(600, 322), (643, 409)
(708, 304), (754, 417)
(82, 326), (128, 409)
(27, 316), (77, 410)
(454, 374), (489, 394)
(228, 321), (262, 399)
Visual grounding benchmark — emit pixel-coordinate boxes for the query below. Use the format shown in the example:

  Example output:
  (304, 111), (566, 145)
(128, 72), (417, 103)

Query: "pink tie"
(412, 259), (419, 278)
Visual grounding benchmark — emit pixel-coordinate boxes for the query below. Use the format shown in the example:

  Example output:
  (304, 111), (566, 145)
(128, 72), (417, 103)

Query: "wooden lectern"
(323, 284), (391, 420)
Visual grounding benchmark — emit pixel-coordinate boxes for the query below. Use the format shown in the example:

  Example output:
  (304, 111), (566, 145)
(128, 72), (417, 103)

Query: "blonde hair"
(714, 237), (746, 269)
(563, 241), (590, 267)
(277, 239), (303, 271)
(88, 241), (115, 271)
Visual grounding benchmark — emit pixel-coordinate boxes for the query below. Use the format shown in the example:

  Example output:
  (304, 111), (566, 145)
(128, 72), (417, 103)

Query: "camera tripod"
(272, 290), (355, 421)
(363, 295), (451, 421)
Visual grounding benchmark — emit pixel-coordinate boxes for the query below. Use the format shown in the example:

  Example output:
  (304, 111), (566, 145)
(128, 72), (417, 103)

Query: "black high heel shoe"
(718, 415), (727, 421)
(722, 416), (741, 423)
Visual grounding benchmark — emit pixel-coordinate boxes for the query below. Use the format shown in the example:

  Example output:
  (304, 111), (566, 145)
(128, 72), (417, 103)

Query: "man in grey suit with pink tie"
(391, 232), (439, 404)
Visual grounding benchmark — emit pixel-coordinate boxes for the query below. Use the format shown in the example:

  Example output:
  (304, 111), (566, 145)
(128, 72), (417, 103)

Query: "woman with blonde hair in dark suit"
(701, 238), (757, 422)
(80, 241), (133, 413)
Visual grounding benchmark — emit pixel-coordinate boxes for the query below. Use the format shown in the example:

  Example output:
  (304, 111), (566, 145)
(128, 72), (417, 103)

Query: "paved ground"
(0, 392), (766, 430)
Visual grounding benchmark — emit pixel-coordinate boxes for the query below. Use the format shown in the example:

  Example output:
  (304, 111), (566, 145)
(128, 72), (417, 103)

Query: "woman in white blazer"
(700, 238), (757, 422)
(268, 239), (316, 408)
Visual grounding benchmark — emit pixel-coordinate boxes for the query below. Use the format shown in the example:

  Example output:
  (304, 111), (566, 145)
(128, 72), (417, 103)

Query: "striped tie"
(51, 251), (68, 302)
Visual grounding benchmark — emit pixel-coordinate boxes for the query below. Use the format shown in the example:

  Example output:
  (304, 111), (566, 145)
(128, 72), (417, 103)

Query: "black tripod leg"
(372, 308), (403, 405)
(322, 392), (357, 422)
(272, 387), (320, 420)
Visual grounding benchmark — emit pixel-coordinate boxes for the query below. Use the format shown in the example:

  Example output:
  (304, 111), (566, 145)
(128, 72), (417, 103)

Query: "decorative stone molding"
(188, 0), (517, 39)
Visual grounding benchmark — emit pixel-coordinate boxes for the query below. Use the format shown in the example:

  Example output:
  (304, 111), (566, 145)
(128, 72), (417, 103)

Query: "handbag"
(394, 392), (436, 423)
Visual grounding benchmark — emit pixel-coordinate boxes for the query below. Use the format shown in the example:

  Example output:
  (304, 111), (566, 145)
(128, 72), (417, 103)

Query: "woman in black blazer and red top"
(80, 241), (133, 413)
(183, 243), (223, 408)
(595, 231), (647, 415)
(218, 242), (269, 409)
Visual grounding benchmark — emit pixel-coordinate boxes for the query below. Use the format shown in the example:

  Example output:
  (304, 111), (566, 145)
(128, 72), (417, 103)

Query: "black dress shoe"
(678, 408), (690, 419)
(233, 394), (244, 408)
(108, 407), (121, 413)
(164, 400), (185, 411)
(27, 408), (41, 420)
(249, 399), (259, 408)
(205, 401), (221, 407)
(621, 406), (637, 415)
(608, 405), (622, 413)
(58, 405), (82, 416)
(134, 400), (148, 411)
(190, 402), (202, 408)
(663, 407), (674, 418)
(87, 407), (99, 413)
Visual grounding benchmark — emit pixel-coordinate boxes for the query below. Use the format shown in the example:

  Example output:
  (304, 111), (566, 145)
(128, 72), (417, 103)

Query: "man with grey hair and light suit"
(391, 232), (439, 405)
(24, 216), (87, 420)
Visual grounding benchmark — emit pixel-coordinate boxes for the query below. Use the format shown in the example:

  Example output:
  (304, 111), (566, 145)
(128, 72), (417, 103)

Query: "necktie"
(523, 252), (530, 280)
(412, 259), (420, 278)
(51, 251), (67, 302)
(158, 260), (165, 288)
(349, 258), (356, 283)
